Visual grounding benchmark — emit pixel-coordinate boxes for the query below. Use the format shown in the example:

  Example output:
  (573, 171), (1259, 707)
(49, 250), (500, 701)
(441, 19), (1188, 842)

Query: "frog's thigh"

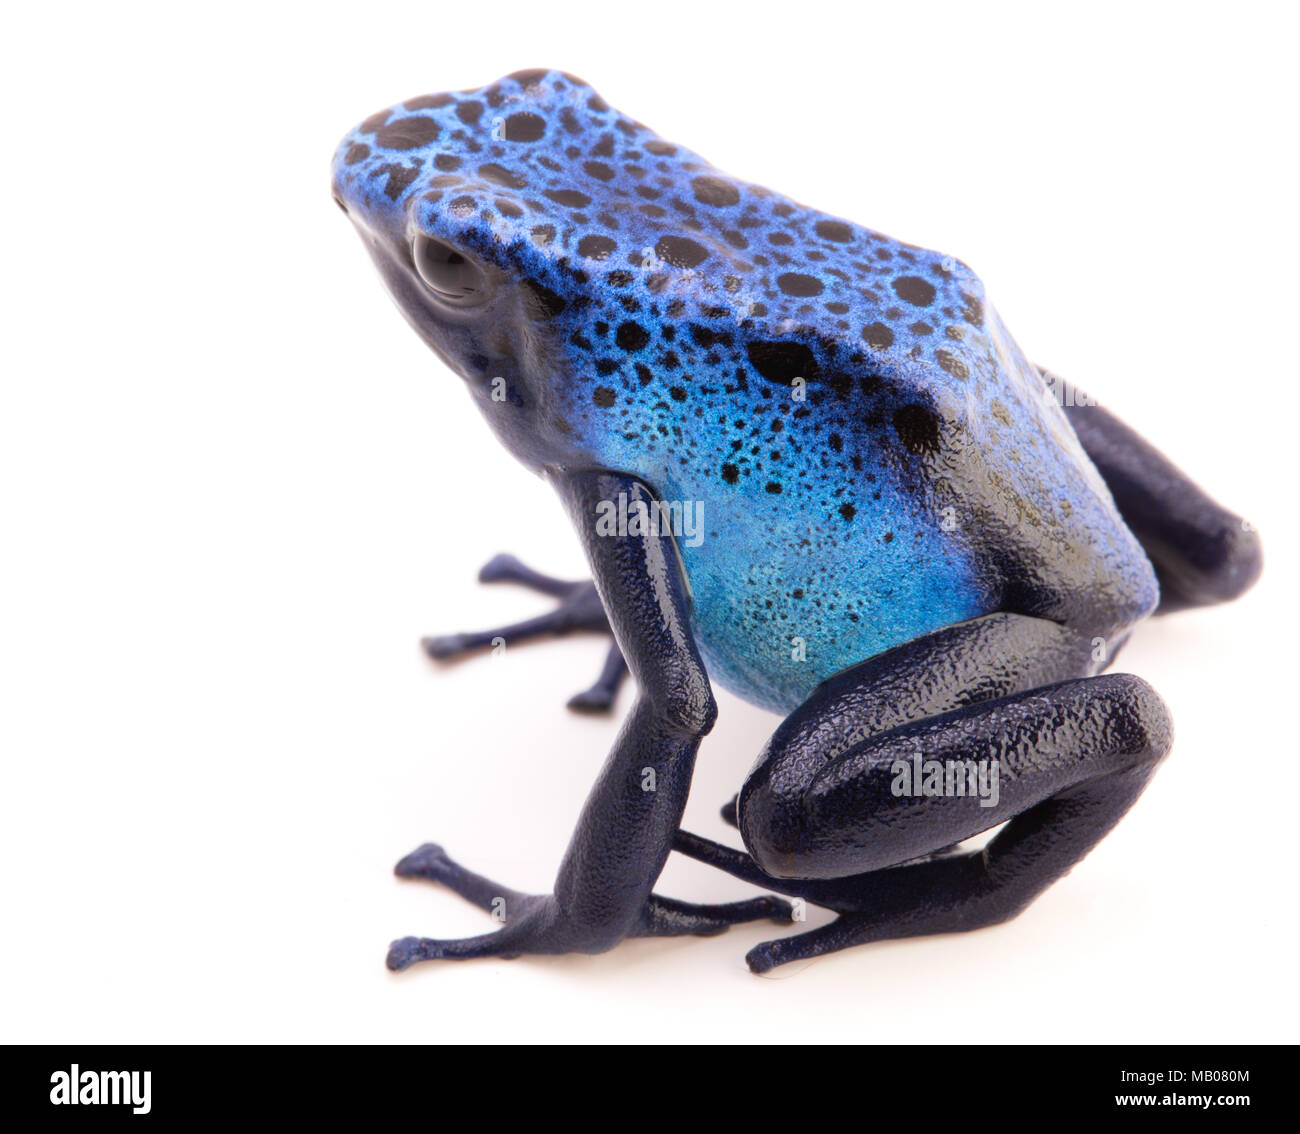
(1055, 381), (1261, 612)
(735, 613), (1142, 881)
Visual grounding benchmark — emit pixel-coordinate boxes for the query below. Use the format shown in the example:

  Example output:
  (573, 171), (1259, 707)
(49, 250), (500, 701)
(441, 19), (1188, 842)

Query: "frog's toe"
(421, 634), (470, 660)
(386, 936), (424, 972)
(393, 842), (450, 879)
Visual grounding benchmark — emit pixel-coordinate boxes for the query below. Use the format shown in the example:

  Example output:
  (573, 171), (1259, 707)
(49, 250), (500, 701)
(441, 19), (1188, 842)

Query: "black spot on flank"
(578, 234), (617, 260)
(892, 275), (936, 307)
(588, 93), (610, 112)
(670, 385), (687, 401)
(616, 321), (650, 351)
(862, 322), (895, 349)
(778, 272), (823, 297)
(654, 235), (708, 268)
(883, 531), (894, 543)
(592, 386), (617, 408)
(765, 482), (783, 494)
(828, 432), (843, 452)
(816, 219), (853, 243)
(826, 301), (849, 314)
(448, 195), (476, 216)
(344, 143), (370, 164)
(456, 100), (485, 125)
(721, 463), (739, 484)
(374, 116), (438, 150)
(360, 108), (391, 133)
(433, 154), (461, 171)
(495, 198), (523, 218)
(691, 176), (740, 207)
(839, 503), (856, 522)
(959, 290), (984, 326)
(404, 94), (452, 110)
(592, 134), (615, 157)
(690, 324), (732, 348)
(583, 160), (615, 181)
(503, 112), (545, 141)
(635, 363), (652, 384)
(523, 279), (566, 319)
(934, 349), (970, 379)
(478, 162), (526, 188)
(645, 140), (676, 156)
(892, 404), (942, 455)
(746, 341), (819, 385)
(545, 189), (591, 208)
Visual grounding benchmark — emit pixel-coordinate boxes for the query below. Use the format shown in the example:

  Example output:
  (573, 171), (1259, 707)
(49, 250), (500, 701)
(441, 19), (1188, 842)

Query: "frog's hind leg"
(1048, 372), (1262, 612)
(422, 552), (628, 712)
(675, 614), (1173, 973)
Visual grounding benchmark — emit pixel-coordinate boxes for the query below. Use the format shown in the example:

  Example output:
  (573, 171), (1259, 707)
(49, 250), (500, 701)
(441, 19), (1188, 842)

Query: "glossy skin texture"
(334, 71), (1261, 972)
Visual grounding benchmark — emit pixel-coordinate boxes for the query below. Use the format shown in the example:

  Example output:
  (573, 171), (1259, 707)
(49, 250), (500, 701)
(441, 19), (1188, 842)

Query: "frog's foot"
(421, 553), (629, 713)
(389, 842), (790, 969)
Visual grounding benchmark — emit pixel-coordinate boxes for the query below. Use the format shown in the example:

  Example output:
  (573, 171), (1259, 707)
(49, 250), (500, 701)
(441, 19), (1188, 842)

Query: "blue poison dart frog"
(332, 69), (1262, 974)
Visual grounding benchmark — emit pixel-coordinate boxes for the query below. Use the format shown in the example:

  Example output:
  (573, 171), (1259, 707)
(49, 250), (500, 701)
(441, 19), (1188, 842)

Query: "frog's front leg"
(389, 471), (788, 970)
(421, 551), (629, 712)
(389, 843), (790, 968)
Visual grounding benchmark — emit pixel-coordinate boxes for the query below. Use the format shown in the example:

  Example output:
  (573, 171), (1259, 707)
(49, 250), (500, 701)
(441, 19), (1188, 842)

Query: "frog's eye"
(412, 235), (486, 303)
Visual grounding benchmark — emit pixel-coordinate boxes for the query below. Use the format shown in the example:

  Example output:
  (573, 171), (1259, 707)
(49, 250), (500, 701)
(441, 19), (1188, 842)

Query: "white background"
(3, 1), (1297, 1044)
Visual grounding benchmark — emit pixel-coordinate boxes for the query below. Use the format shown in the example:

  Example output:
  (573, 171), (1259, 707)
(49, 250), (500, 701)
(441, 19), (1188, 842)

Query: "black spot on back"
(892, 404), (942, 455)
(503, 112), (546, 141)
(545, 188), (591, 208)
(746, 341), (819, 385)
(478, 162), (526, 188)
(655, 235), (708, 268)
(777, 272), (823, 297)
(578, 234), (617, 260)
(815, 220), (853, 243)
(892, 276), (936, 307)
(691, 176), (740, 207)
(615, 321), (650, 351)
(375, 116), (438, 150)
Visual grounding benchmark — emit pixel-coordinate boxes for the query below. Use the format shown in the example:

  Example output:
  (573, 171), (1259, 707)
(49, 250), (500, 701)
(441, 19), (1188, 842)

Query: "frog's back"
(333, 71), (1157, 713)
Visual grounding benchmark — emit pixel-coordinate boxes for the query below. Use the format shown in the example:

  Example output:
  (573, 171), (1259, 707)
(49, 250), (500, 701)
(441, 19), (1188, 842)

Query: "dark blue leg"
(1047, 370), (1262, 612)
(390, 471), (764, 970)
(421, 551), (628, 712)
(675, 614), (1172, 971)
(389, 842), (789, 967)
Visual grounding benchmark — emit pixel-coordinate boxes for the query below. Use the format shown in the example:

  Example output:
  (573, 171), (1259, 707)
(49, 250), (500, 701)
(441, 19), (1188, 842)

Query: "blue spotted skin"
(332, 69), (1156, 715)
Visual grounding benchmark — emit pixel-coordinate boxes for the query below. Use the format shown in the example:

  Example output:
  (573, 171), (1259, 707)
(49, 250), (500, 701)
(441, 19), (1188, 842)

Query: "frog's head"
(332, 69), (658, 467)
